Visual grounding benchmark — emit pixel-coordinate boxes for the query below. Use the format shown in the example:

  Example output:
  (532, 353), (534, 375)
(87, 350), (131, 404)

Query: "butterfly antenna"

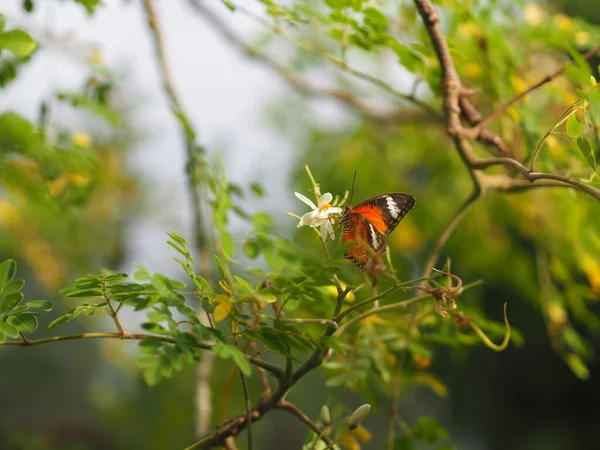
(349, 170), (357, 206)
(337, 191), (350, 206)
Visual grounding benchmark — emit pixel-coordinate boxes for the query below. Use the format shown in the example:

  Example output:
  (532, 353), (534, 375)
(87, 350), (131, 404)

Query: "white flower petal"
(297, 210), (318, 227)
(320, 222), (328, 241)
(326, 221), (335, 240)
(325, 206), (342, 215)
(295, 192), (317, 210)
(318, 192), (333, 207)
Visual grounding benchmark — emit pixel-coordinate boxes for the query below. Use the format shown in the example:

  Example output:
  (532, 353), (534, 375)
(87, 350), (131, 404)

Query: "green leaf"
(566, 113), (583, 139)
(0, 112), (37, 150)
(2, 279), (24, 296)
(576, 136), (597, 171)
(0, 259), (17, 289)
(214, 255), (227, 280)
(143, 361), (161, 386)
(412, 417), (448, 443)
(0, 15), (5, 32)
(211, 343), (252, 376)
(249, 183), (264, 197)
(139, 338), (163, 355)
(243, 240), (260, 259)
(0, 292), (23, 312)
(0, 29), (37, 57)
(57, 92), (123, 126)
(584, 108), (593, 128)
(325, 370), (364, 387)
(46, 304), (104, 330)
(25, 300), (53, 311)
(394, 436), (414, 450)
(64, 288), (104, 298)
(73, 0), (101, 15)
(566, 353), (590, 380)
(389, 39), (426, 74)
(23, 0), (34, 13)
(0, 321), (20, 338)
(133, 264), (151, 281)
(193, 275), (211, 294)
(8, 312), (38, 332)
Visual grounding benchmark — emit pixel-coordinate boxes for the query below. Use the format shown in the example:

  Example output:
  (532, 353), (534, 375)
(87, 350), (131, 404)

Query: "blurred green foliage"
(1, 0), (600, 449)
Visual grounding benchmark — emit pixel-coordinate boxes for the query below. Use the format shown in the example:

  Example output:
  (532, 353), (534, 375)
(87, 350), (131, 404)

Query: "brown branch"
(460, 96), (509, 154)
(0, 331), (286, 382)
(278, 401), (333, 447)
(466, 45), (600, 138)
(472, 157), (600, 201)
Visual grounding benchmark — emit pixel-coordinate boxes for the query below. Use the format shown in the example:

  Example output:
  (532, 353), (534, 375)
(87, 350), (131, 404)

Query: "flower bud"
(319, 405), (331, 425)
(348, 404), (371, 430)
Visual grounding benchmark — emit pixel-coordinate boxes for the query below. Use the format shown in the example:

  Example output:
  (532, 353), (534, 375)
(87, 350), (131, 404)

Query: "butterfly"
(339, 193), (415, 280)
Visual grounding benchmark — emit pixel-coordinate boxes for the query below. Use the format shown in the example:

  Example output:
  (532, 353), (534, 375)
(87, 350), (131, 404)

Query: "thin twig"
(239, 372), (253, 450)
(0, 331), (286, 381)
(278, 401), (333, 447)
(221, 0), (440, 118)
(467, 45), (600, 137)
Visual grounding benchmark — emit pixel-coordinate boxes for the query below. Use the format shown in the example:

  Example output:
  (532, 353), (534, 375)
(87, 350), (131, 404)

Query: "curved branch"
(472, 157), (600, 201)
(421, 190), (481, 280)
(0, 331), (286, 382)
(278, 401), (333, 447)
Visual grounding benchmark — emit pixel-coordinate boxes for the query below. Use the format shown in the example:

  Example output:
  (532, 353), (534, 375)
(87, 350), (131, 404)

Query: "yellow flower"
(510, 74), (528, 94)
(0, 198), (21, 228)
(67, 173), (90, 187)
(359, 314), (386, 328)
(553, 13), (573, 32)
(340, 425), (372, 450)
(72, 132), (92, 148)
(524, 3), (544, 26)
(546, 135), (561, 157)
(351, 425), (372, 443)
(213, 295), (233, 322)
(507, 107), (520, 122)
(582, 255), (600, 292)
(546, 302), (567, 325)
(412, 372), (448, 397)
(321, 282), (355, 302)
(463, 62), (482, 78)
(89, 49), (103, 65)
(458, 22), (478, 38)
(575, 31), (590, 46)
(47, 175), (69, 197)
(340, 434), (361, 450)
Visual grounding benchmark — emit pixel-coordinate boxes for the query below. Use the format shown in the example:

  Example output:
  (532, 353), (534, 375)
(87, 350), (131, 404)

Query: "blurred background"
(1, 0), (599, 449)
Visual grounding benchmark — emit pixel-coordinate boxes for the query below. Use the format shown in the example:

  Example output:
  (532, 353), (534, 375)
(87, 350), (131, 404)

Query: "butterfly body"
(340, 193), (415, 278)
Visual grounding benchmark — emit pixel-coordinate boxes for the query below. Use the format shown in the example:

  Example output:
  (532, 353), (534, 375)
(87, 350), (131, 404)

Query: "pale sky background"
(3, 0), (304, 274)
(1, 2), (480, 447)
(2, 0), (418, 277)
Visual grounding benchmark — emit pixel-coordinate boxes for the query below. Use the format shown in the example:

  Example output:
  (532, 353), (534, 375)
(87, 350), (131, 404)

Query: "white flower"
(295, 192), (342, 241)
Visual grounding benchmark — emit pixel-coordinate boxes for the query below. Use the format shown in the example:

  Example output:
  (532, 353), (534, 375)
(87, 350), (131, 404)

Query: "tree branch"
(278, 401), (333, 447)
(0, 331), (286, 382)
